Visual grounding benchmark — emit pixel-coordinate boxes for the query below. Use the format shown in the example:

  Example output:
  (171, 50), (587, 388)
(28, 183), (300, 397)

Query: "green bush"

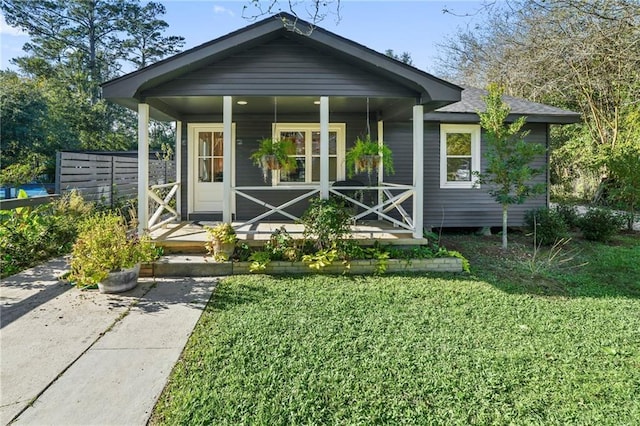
(578, 208), (624, 242)
(69, 211), (157, 287)
(0, 191), (94, 277)
(554, 204), (580, 229)
(525, 207), (569, 245)
(300, 197), (353, 250)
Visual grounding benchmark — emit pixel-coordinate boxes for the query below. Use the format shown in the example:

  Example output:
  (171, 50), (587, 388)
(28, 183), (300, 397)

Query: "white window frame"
(440, 124), (481, 189)
(272, 123), (346, 185)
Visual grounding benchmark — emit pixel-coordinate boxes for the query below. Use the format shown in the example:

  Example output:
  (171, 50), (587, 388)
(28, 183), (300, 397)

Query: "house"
(101, 13), (580, 238)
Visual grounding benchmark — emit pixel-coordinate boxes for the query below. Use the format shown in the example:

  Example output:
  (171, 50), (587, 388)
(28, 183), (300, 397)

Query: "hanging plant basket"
(346, 135), (394, 179)
(356, 154), (381, 174)
(250, 138), (297, 182)
(262, 154), (281, 170)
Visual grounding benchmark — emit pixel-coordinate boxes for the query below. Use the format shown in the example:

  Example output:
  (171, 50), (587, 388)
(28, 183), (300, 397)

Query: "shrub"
(524, 207), (569, 245)
(300, 197), (353, 250)
(577, 208), (624, 242)
(554, 204), (580, 229)
(0, 191), (94, 277)
(69, 212), (157, 287)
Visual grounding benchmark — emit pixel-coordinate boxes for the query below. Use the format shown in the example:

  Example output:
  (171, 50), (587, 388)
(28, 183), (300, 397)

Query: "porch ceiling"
(150, 96), (417, 121)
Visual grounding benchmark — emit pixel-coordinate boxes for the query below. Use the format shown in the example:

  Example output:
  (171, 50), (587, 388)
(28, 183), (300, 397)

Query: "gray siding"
(182, 113), (376, 221)
(385, 122), (548, 228)
(180, 115), (549, 227)
(143, 37), (417, 98)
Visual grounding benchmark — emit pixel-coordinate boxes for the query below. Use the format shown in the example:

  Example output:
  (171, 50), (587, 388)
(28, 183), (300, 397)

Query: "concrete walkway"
(0, 258), (216, 425)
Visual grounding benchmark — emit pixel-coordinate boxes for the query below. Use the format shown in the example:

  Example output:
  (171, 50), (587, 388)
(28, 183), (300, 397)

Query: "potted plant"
(205, 222), (237, 261)
(68, 211), (158, 293)
(345, 135), (394, 178)
(250, 137), (297, 182)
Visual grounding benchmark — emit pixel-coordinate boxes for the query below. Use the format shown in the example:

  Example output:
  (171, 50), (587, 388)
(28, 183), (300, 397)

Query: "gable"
(102, 13), (462, 120)
(142, 36), (417, 98)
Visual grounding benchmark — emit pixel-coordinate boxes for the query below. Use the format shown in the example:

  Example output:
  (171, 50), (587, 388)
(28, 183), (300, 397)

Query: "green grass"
(151, 233), (640, 425)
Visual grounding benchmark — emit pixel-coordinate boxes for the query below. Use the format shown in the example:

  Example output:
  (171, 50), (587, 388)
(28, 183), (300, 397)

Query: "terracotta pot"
(98, 264), (141, 294)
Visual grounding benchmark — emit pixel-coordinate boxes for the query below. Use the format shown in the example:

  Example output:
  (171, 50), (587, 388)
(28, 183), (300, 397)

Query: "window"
(198, 130), (224, 182)
(440, 124), (481, 188)
(273, 123), (346, 184)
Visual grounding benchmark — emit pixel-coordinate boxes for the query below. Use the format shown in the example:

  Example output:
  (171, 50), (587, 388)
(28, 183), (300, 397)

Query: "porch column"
(175, 120), (182, 219)
(222, 96), (233, 223)
(412, 104), (424, 239)
(320, 96), (329, 199)
(137, 102), (149, 235)
(377, 120), (384, 217)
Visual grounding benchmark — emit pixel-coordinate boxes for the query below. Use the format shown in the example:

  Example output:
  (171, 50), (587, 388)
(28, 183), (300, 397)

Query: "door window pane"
(212, 132), (224, 156)
(198, 131), (224, 182)
(198, 158), (211, 182)
(198, 132), (212, 156)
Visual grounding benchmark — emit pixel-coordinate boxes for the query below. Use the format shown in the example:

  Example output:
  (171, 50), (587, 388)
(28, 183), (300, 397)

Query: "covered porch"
(101, 13), (462, 244)
(149, 219), (429, 253)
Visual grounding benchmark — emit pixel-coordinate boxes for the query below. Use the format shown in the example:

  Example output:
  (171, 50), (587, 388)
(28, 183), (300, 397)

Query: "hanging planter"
(346, 135), (394, 178)
(250, 138), (297, 182)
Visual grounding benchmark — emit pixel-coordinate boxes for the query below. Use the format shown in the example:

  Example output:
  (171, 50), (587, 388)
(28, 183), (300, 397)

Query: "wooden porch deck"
(150, 220), (428, 253)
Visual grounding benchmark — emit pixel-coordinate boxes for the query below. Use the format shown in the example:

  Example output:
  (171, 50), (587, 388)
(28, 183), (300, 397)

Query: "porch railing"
(148, 181), (180, 231)
(234, 185), (320, 228)
(232, 183), (415, 235)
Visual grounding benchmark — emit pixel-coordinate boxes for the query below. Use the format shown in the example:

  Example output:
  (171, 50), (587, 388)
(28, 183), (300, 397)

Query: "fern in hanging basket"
(250, 138), (297, 182)
(345, 135), (394, 178)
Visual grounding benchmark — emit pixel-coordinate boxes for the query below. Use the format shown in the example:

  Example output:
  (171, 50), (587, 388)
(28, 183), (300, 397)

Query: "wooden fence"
(55, 152), (176, 207)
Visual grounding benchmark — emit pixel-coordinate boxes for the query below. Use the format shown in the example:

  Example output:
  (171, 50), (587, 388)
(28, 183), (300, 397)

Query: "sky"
(0, 0), (486, 75)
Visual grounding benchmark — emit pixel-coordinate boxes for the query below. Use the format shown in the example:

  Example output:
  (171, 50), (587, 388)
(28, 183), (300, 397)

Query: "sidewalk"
(0, 258), (216, 425)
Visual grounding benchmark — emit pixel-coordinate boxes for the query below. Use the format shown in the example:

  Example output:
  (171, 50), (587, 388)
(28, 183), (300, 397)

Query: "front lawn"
(151, 233), (640, 425)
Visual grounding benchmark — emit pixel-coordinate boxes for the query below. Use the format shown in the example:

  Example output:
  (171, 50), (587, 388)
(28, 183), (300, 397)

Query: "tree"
(606, 138), (640, 230)
(1, 0), (184, 160)
(0, 71), (79, 176)
(438, 0), (640, 201)
(476, 84), (546, 250)
(385, 49), (414, 66)
(2, 0), (128, 102)
(119, 2), (185, 69)
(242, 0), (341, 32)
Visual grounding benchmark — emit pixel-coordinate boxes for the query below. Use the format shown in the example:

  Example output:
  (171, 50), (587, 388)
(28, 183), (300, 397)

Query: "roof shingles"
(432, 86), (580, 122)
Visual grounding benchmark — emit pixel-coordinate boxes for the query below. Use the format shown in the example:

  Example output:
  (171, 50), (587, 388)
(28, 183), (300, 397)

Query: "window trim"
(272, 123), (346, 184)
(440, 124), (481, 189)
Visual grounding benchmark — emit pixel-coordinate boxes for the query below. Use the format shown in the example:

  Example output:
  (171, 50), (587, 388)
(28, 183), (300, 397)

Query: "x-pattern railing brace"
(233, 188), (320, 228)
(148, 182), (180, 231)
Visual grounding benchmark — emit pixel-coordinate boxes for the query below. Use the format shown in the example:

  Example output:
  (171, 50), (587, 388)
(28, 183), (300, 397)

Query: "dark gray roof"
(424, 86), (581, 124)
(102, 12), (462, 120)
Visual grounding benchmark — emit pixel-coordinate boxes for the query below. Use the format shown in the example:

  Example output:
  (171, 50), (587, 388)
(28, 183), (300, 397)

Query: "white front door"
(190, 124), (229, 212)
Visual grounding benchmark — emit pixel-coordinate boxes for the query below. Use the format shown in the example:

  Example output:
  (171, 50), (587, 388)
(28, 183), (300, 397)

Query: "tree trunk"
(502, 204), (508, 250)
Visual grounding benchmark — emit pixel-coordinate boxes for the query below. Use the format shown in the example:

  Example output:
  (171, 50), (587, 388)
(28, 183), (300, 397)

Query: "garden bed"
(144, 256), (463, 277)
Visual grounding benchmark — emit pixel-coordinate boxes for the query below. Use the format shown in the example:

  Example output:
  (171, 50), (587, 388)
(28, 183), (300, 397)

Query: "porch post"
(320, 96), (329, 199)
(377, 120), (384, 217)
(175, 120), (182, 220)
(412, 104), (424, 239)
(223, 96), (233, 223)
(137, 102), (149, 235)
